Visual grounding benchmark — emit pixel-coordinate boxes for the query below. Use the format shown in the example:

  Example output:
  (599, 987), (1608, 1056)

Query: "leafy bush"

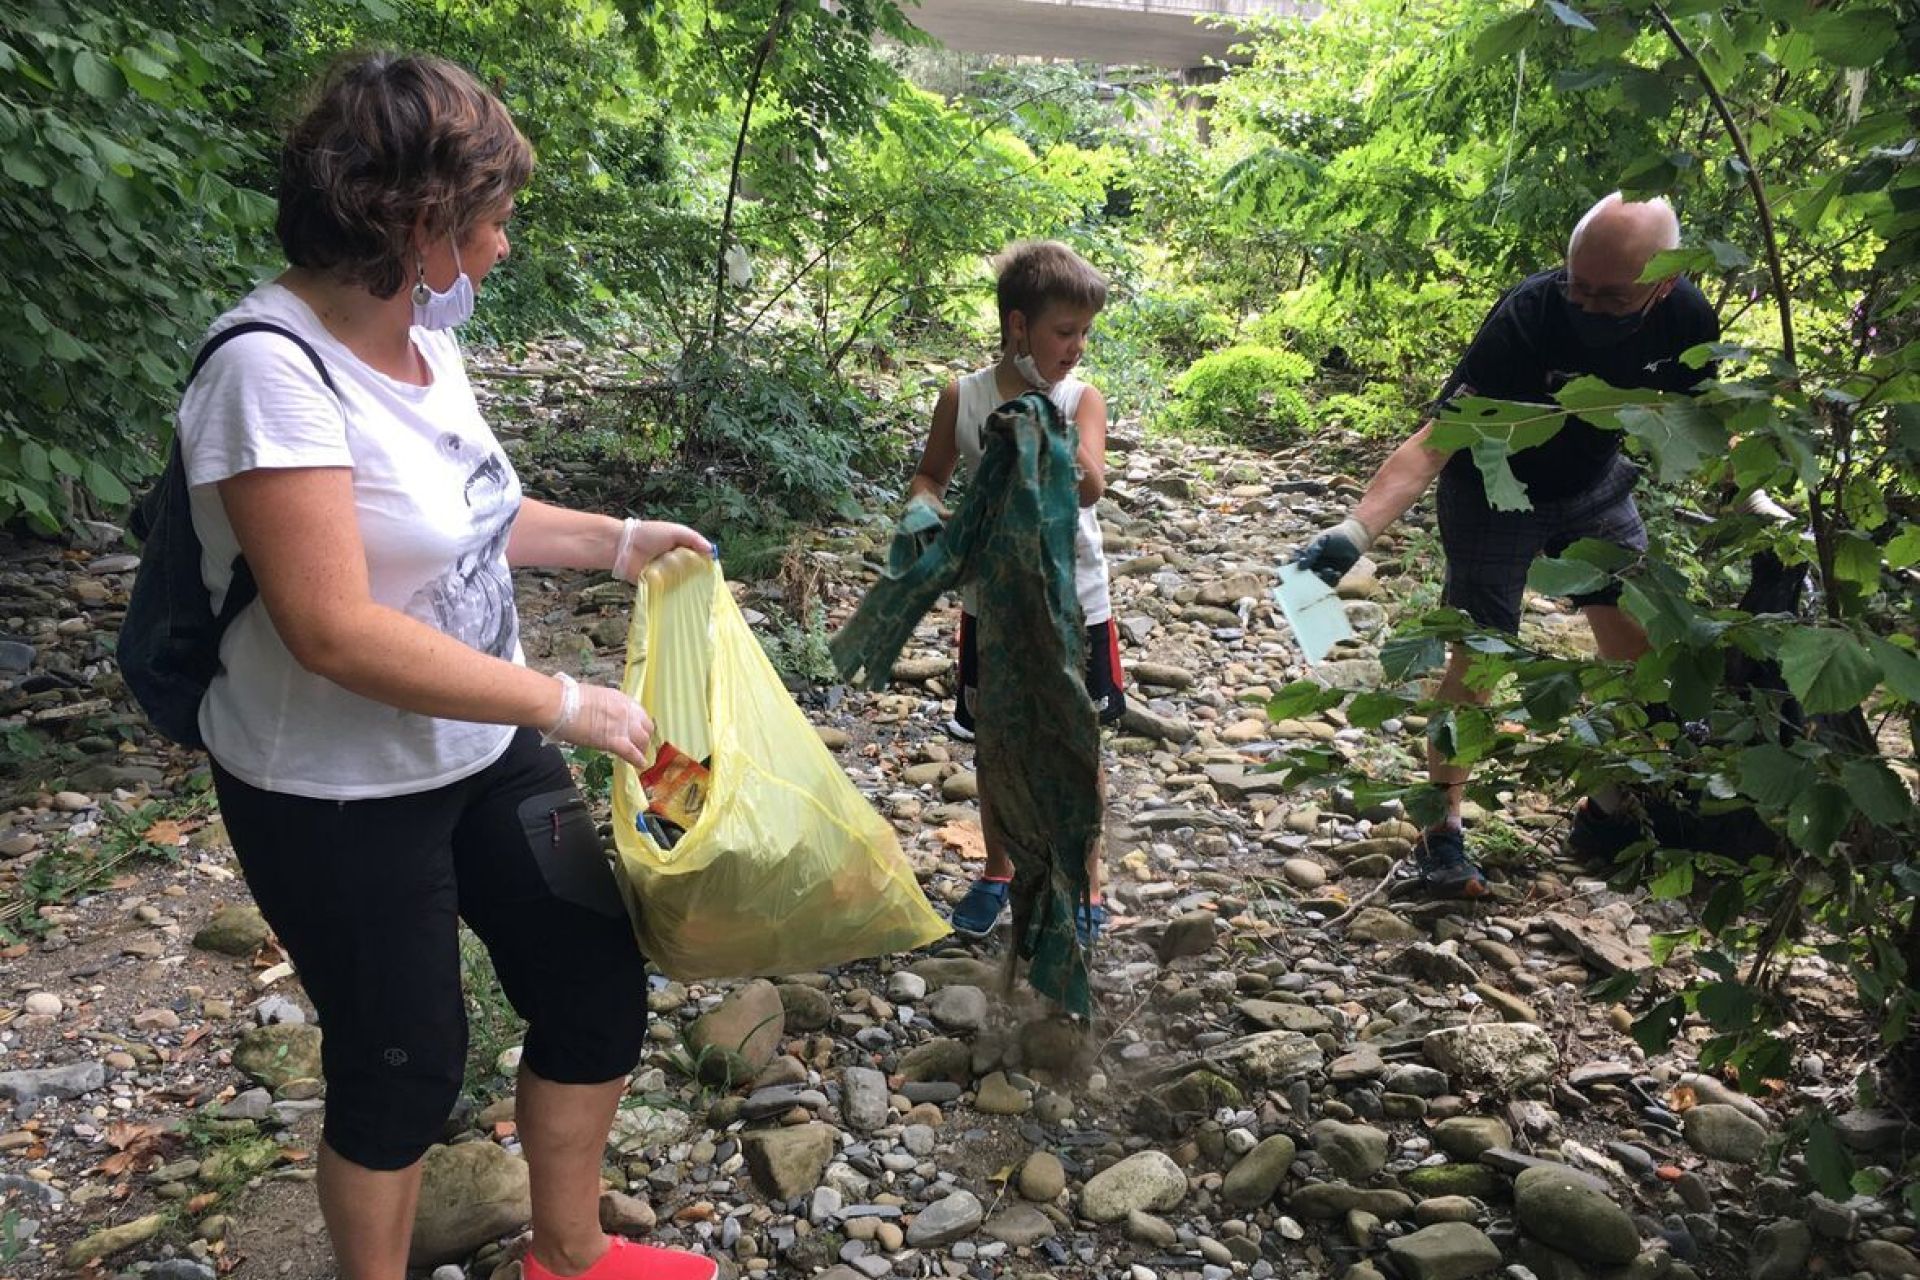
(1317, 384), (1414, 438)
(1163, 344), (1316, 439)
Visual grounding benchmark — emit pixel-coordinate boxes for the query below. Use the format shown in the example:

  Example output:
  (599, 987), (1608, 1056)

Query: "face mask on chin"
(412, 235), (475, 331)
(1013, 350), (1055, 390)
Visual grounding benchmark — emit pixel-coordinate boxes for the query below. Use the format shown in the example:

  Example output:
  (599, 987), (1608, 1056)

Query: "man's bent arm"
(1351, 421), (1453, 539)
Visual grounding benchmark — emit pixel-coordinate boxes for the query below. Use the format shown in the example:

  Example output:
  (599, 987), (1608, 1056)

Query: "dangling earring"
(411, 254), (431, 307)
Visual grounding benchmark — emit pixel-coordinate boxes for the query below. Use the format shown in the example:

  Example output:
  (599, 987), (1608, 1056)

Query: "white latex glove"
(540, 673), (653, 766)
(613, 518), (716, 584)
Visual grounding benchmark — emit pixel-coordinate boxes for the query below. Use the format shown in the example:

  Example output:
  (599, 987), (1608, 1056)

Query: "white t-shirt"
(953, 366), (1112, 624)
(178, 281), (522, 800)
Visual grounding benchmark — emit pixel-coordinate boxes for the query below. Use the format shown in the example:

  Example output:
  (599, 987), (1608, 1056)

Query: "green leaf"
(1778, 628), (1878, 714)
(1381, 633), (1447, 681)
(1469, 437), (1531, 512)
(1544, 2), (1596, 31)
(1701, 880), (1744, 935)
(83, 460), (129, 506)
(1267, 679), (1344, 721)
(1788, 782), (1851, 855)
(1866, 637), (1920, 702)
(1649, 861), (1694, 899)
(1833, 532), (1882, 587)
(1667, 644), (1723, 721)
(1520, 671), (1582, 723)
(1632, 996), (1687, 1055)
(1806, 8), (1898, 67)
(1473, 11), (1536, 63)
(2, 149), (49, 187)
(1806, 1115), (1854, 1199)
(1614, 399), (1725, 484)
(1346, 691), (1409, 729)
(1885, 525), (1920, 571)
(1841, 758), (1913, 826)
(51, 170), (96, 212)
(71, 49), (123, 99)
(1528, 556), (1610, 597)
(1696, 980), (1757, 1031)
(1738, 743), (1812, 807)
(1650, 930), (1695, 967)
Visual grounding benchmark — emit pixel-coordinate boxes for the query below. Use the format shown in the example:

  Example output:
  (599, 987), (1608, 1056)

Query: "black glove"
(1291, 516), (1373, 586)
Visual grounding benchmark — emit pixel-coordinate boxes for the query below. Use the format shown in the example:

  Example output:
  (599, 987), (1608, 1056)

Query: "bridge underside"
(907, 0), (1309, 69)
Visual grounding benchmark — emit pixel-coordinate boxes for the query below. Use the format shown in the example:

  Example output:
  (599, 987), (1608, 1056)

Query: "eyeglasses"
(1560, 270), (1663, 316)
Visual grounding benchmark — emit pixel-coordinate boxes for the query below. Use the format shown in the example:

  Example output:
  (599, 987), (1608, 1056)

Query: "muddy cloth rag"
(830, 391), (1101, 1015)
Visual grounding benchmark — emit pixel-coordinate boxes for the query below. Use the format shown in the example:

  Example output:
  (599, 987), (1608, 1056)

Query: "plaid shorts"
(1436, 453), (1646, 633)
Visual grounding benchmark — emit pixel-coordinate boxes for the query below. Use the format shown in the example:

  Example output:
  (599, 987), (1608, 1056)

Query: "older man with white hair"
(1290, 192), (1721, 899)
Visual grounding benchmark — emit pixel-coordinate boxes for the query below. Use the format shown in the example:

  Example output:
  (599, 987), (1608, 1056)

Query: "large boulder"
(1423, 1023), (1558, 1092)
(685, 980), (785, 1086)
(1513, 1164), (1640, 1266)
(1082, 1150), (1188, 1223)
(1222, 1135), (1296, 1208)
(741, 1123), (838, 1201)
(233, 1024), (323, 1090)
(408, 1143), (531, 1266)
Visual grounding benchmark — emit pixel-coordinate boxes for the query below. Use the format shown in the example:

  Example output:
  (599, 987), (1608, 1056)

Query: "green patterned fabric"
(830, 391), (1100, 1015)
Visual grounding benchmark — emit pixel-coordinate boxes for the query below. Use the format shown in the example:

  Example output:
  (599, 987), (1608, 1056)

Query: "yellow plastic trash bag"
(611, 548), (949, 980)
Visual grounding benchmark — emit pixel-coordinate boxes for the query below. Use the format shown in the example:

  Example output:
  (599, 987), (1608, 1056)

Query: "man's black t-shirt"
(1436, 269), (1720, 503)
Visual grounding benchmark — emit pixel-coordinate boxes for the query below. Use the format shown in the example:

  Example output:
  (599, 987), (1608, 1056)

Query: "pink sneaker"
(522, 1237), (719, 1280)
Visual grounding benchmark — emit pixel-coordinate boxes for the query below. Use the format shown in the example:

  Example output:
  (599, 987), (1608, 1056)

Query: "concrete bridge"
(908, 0), (1316, 69)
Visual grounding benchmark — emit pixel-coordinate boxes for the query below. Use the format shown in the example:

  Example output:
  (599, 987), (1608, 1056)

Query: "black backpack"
(118, 322), (339, 748)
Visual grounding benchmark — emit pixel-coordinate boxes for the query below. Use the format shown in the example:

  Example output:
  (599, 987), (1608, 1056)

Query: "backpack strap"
(187, 320), (339, 395)
(179, 320), (342, 627)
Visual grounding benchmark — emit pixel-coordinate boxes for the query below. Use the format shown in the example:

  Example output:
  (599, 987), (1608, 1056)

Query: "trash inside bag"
(611, 548), (950, 980)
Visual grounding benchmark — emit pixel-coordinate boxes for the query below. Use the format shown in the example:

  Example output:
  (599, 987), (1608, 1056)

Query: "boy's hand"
(905, 492), (949, 521)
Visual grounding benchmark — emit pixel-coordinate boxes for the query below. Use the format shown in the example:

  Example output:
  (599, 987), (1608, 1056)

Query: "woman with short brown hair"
(177, 52), (716, 1280)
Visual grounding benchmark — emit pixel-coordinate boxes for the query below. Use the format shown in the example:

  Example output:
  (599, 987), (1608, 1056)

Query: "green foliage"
(755, 602), (838, 687)
(1164, 344), (1316, 439)
(0, 0), (280, 530)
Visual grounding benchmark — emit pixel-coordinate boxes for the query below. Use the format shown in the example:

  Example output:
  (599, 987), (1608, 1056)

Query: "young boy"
(905, 240), (1125, 944)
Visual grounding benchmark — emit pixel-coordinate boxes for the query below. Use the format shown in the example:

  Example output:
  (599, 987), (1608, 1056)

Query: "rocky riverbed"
(0, 369), (1908, 1280)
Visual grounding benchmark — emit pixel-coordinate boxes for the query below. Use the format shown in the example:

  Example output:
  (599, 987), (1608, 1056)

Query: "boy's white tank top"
(953, 366), (1111, 625)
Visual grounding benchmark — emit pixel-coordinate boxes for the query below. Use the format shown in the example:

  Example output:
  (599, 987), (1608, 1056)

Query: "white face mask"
(412, 236), (474, 330)
(1013, 350), (1055, 390)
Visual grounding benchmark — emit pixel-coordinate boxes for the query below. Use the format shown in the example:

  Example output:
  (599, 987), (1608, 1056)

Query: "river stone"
(906, 1189), (983, 1246)
(1856, 1240), (1920, 1279)
(927, 984), (990, 1033)
(1206, 1030), (1325, 1084)
(1158, 910), (1219, 962)
(1434, 1116), (1513, 1162)
(983, 1202), (1056, 1246)
(1082, 1150), (1188, 1222)
(1348, 907), (1423, 943)
(0, 1060), (106, 1103)
(1288, 1183), (1416, 1220)
(233, 1024), (323, 1090)
(1222, 1135), (1297, 1208)
(842, 1066), (890, 1133)
(905, 956), (999, 994)
(1160, 1069), (1245, 1113)
(898, 1036), (971, 1084)
(1513, 1164), (1640, 1265)
(192, 904), (272, 956)
(1424, 1023), (1559, 1092)
(1750, 1219), (1812, 1280)
(1311, 1121), (1388, 1181)
(1018, 1151), (1066, 1202)
(1405, 1164), (1503, 1199)
(775, 982), (833, 1032)
(1282, 858), (1328, 889)
(1416, 1196), (1483, 1225)
(686, 980), (785, 1085)
(1240, 999), (1335, 1034)
(66, 1213), (167, 1266)
(1020, 1016), (1090, 1074)
(974, 1071), (1030, 1116)
(1126, 1209), (1180, 1247)
(1683, 1104), (1769, 1164)
(408, 1143), (531, 1266)
(741, 1123), (838, 1200)
(1385, 1222), (1504, 1280)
